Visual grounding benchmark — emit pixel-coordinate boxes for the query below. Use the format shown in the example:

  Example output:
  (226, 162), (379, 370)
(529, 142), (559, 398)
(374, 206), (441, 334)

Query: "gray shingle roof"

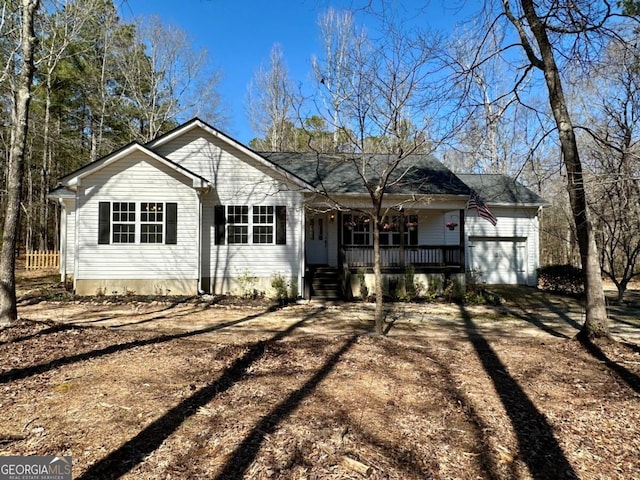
(261, 152), (471, 196)
(457, 174), (548, 206)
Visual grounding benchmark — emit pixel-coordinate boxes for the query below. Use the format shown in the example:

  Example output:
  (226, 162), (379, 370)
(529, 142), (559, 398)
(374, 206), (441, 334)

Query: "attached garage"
(458, 174), (548, 287)
(468, 237), (528, 285)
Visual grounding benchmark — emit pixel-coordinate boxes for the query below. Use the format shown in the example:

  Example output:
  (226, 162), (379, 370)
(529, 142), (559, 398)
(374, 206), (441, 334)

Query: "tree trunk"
(373, 214), (384, 335)
(39, 76), (53, 250)
(517, 0), (609, 340)
(0, 0), (40, 326)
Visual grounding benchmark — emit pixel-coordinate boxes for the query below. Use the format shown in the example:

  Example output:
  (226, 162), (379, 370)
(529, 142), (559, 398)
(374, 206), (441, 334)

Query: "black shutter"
(98, 202), (110, 244)
(214, 205), (226, 245)
(276, 206), (286, 245)
(165, 203), (177, 244)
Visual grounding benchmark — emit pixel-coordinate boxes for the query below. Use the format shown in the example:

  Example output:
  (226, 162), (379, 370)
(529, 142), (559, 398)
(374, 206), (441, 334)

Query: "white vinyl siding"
(202, 196), (303, 288)
(76, 152), (199, 282)
(62, 198), (76, 278)
(155, 127), (303, 291)
(465, 207), (540, 286)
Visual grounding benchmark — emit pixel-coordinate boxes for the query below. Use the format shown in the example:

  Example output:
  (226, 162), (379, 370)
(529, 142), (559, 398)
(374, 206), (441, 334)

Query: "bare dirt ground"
(1, 272), (639, 480)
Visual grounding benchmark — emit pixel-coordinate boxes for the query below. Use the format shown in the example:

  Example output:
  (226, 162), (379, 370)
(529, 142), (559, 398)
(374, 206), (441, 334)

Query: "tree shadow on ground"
(459, 305), (578, 479)
(621, 341), (640, 354)
(0, 305), (284, 385)
(0, 322), (79, 347)
(499, 305), (571, 339)
(609, 316), (640, 329)
(76, 307), (326, 480)
(490, 286), (583, 331)
(378, 338), (501, 478)
(578, 337), (640, 394)
(213, 333), (359, 480)
(535, 296), (583, 330)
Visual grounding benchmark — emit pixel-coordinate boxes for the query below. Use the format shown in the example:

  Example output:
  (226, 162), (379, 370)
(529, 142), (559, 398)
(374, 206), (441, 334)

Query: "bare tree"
(0, 0), (40, 326)
(247, 43), (297, 151)
(312, 8), (362, 152)
(447, 23), (527, 174)
(120, 15), (224, 141)
(313, 18), (452, 334)
(498, 0), (616, 340)
(579, 38), (640, 301)
(33, 0), (99, 249)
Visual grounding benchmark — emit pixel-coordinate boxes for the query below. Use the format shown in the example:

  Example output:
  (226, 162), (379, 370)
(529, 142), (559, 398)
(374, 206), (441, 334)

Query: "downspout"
(299, 204), (305, 299)
(58, 198), (66, 282)
(73, 187), (80, 293)
(197, 190), (203, 294)
(459, 208), (466, 274)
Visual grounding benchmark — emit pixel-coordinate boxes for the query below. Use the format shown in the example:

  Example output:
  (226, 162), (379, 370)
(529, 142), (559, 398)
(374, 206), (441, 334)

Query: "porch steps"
(310, 266), (343, 300)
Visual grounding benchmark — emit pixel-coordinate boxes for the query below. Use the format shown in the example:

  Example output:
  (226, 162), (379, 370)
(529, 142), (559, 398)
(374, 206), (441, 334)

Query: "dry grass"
(1, 273), (639, 479)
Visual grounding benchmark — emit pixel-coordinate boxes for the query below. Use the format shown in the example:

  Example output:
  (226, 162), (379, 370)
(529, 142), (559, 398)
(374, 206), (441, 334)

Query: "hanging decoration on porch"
(446, 221), (458, 231)
(344, 220), (357, 230)
(382, 221), (398, 231)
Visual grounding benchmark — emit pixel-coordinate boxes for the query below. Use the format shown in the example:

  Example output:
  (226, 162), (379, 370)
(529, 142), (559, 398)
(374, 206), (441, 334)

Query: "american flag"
(467, 191), (497, 226)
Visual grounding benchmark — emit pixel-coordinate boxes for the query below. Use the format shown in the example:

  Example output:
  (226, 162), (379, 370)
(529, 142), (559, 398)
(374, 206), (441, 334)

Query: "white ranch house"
(49, 118), (547, 299)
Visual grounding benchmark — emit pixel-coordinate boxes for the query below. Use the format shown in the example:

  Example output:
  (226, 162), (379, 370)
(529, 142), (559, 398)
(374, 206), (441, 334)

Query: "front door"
(306, 214), (328, 265)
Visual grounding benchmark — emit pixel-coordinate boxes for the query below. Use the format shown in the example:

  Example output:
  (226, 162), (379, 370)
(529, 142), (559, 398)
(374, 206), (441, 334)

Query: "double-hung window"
(214, 204), (286, 245)
(342, 214), (371, 246)
(98, 201), (177, 245)
(343, 213), (418, 246)
(379, 214), (419, 246)
(253, 206), (274, 244)
(227, 205), (249, 244)
(141, 202), (164, 243)
(112, 202), (136, 243)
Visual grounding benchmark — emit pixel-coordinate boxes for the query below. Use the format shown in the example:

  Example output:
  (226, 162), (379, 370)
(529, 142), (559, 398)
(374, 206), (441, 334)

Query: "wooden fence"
(25, 250), (60, 271)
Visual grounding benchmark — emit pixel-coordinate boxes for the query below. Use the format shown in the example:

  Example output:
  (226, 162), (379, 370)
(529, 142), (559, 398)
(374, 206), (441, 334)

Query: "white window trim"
(111, 201), (167, 245)
(226, 205), (278, 245)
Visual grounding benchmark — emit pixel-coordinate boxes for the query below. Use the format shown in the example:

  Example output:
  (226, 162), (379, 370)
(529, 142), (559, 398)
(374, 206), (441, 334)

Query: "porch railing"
(343, 245), (462, 269)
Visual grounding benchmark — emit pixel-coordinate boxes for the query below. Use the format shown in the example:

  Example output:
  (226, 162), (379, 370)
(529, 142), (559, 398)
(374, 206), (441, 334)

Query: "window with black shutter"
(97, 201), (177, 245)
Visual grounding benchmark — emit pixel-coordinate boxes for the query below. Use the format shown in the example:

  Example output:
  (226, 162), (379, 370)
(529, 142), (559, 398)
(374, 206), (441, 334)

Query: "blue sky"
(119, 1), (474, 144)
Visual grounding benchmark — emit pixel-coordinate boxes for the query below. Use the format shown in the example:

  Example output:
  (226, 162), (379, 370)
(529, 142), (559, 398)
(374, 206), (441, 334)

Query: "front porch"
(303, 208), (467, 299)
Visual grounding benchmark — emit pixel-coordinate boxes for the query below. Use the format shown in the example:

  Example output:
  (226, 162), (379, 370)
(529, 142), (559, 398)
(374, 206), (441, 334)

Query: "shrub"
(459, 270), (501, 305)
(271, 272), (289, 303)
(393, 266), (417, 302)
(289, 278), (299, 299)
(443, 276), (465, 303)
(537, 264), (584, 296)
(357, 268), (369, 300)
(405, 265), (416, 300)
(237, 268), (260, 299)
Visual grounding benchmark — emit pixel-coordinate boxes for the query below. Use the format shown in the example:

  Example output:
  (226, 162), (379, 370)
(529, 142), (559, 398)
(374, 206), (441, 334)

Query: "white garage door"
(468, 237), (527, 285)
